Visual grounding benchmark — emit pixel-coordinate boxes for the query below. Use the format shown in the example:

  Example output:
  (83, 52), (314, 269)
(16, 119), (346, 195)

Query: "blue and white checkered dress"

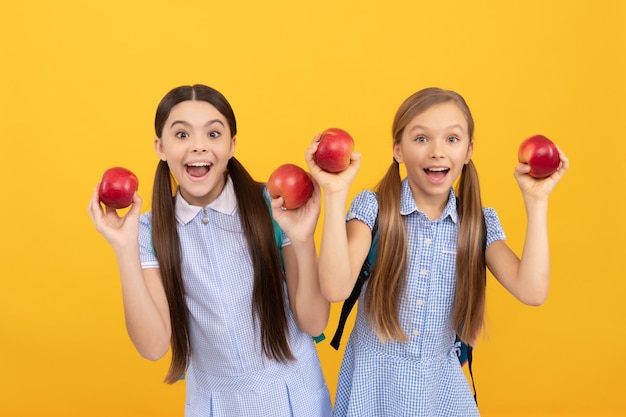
(138, 177), (332, 417)
(333, 179), (505, 417)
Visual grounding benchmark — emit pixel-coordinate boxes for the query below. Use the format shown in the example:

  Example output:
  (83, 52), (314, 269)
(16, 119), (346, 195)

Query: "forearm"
(288, 239), (330, 336)
(318, 191), (354, 302)
(517, 198), (551, 305)
(114, 243), (171, 360)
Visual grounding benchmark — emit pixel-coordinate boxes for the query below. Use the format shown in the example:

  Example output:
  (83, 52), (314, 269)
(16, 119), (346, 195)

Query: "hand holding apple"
(267, 164), (314, 209)
(518, 135), (561, 178)
(98, 167), (139, 209)
(313, 128), (355, 173)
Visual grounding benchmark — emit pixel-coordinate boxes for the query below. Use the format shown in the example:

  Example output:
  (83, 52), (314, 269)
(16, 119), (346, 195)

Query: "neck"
(410, 190), (449, 221)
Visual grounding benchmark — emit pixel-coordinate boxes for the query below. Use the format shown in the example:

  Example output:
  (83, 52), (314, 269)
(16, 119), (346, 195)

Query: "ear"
(393, 142), (404, 164)
(154, 137), (167, 161)
(464, 140), (474, 164)
(229, 135), (237, 158)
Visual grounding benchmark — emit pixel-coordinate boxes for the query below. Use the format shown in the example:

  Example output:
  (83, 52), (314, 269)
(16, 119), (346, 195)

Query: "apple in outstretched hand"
(314, 128), (354, 173)
(99, 167), (139, 209)
(267, 164), (314, 209)
(518, 135), (560, 178)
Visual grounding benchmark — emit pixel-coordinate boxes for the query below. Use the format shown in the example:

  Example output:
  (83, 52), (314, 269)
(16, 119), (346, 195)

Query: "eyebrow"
(169, 119), (226, 129)
(408, 123), (465, 133)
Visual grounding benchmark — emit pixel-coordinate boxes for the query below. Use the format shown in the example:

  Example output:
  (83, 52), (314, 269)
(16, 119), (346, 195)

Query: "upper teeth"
(188, 162), (210, 167)
(428, 167), (447, 171)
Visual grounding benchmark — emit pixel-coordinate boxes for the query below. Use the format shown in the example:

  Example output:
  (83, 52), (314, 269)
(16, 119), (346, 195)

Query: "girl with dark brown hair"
(307, 87), (569, 416)
(88, 84), (332, 416)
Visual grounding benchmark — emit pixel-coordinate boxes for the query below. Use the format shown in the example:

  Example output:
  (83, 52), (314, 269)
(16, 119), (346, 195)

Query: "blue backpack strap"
(266, 197), (284, 270)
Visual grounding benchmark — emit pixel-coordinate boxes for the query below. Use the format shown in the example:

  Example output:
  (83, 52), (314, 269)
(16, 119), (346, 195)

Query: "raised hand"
(305, 134), (361, 196)
(515, 146), (569, 202)
(87, 184), (142, 250)
(270, 177), (321, 244)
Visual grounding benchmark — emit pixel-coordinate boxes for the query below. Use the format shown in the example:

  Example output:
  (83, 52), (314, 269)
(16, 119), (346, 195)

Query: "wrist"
(523, 196), (549, 211)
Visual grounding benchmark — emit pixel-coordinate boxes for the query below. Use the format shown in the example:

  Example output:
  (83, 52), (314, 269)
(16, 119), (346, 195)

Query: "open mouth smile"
(186, 162), (212, 178)
(424, 167), (449, 182)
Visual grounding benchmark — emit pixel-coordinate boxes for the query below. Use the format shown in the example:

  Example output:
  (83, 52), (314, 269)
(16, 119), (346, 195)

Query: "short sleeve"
(346, 190), (378, 231)
(138, 212), (159, 269)
(483, 207), (506, 248)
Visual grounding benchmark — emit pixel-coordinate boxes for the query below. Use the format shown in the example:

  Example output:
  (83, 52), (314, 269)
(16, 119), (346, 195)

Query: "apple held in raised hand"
(518, 135), (560, 178)
(267, 164), (314, 210)
(314, 128), (354, 173)
(99, 167), (139, 209)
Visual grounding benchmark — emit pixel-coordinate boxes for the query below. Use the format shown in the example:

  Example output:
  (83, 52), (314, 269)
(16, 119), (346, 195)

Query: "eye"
(208, 130), (221, 138)
(415, 136), (427, 143)
(447, 136), (459, 143)
(175, 131), (189, 139)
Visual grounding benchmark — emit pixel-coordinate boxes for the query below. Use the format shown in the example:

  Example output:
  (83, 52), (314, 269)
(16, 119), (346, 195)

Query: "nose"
(429, 140), (444, 159)
(191, 136), (208, 153)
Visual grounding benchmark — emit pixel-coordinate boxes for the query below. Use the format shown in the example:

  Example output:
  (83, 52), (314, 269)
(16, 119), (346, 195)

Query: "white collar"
(175, 176), (238, 224)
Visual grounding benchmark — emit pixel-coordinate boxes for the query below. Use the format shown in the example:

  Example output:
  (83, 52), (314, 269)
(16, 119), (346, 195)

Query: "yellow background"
(1, 1), (624, 416)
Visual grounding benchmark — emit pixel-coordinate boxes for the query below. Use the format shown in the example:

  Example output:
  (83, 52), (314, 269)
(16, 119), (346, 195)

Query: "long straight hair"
(364, 87), (487, 345)
(152, 85), (292, 383)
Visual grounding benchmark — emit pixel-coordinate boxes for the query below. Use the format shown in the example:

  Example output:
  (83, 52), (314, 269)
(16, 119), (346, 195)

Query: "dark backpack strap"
(330, 217), (378, 350)
(330, 259), (372, 350)
(467, 344), (477, 404)
(455, 333), (477, 404)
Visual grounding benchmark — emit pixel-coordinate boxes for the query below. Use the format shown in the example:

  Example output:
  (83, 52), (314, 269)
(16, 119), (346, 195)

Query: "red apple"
(314, 128), (354, 173)
(267, 164), (314, 209)
(518, 135), (560, 178)
(99, 167), (139, 209)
